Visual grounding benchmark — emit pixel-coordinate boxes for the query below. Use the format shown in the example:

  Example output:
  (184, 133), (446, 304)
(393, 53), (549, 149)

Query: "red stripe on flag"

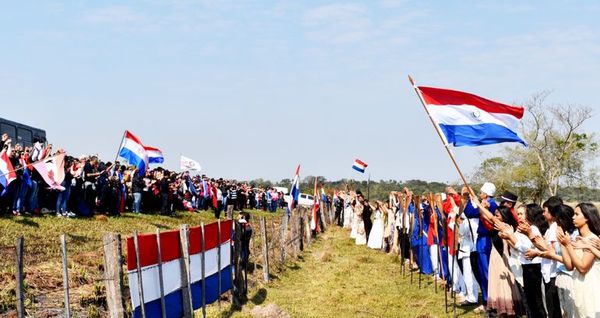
(126, 220), (233, 270)
(418, 86), (524, 119)
(124, 130), (145, 146)
(355, 159), (367, 167)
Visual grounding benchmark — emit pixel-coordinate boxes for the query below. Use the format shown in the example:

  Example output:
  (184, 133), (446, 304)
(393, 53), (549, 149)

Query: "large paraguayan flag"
(352, 159), (368, 173)
(118, 131), (149, 175)
(127, 220), (233, 318)
(417, 86), (527, 147)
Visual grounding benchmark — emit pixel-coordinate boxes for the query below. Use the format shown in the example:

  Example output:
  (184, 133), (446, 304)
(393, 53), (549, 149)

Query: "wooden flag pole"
(114, 130), (126, 164)
(407, 75), (473, 191)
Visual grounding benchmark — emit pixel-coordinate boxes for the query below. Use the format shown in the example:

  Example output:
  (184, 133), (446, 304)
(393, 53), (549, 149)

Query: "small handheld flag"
(352, 159), (368, 173)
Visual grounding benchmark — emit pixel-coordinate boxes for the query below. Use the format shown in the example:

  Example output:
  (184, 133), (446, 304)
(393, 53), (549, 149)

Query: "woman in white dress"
(350, 194), (359, 239)
(344, 192), (354, 229)
(557, 203), (600, 318)
(354, 201), (367, 245)
(368, 202), (384, 250)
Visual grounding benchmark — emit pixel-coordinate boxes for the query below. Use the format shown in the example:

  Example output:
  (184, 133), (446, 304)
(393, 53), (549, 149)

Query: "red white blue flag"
(352, 159), (368, 173)
(126, 220), (233, 318)
(0, 149), (16, 189)
(417, 86), (526, 147)
(118, 131), (164, 174)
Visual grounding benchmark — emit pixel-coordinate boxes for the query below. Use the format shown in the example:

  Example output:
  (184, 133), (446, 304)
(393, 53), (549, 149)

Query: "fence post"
(299, 214), (304, 252)
(102, 233), (125, 318)
(155, 229), (167, 318)
(289, 210), (297, 259)
(200, 223), (207, 318)
(15, 236), (25, 318)
(260, 217), (270, 283)
(60, 234), (71, 318)
(319, 199), (327, 232)
(305, 209), (312, 246)
(217, 219), (222, 308)
(179, 225), (194, 318)
(133, 231), (147, 318)
(280, 213), (287, 264)
(232, 221), (244, 307)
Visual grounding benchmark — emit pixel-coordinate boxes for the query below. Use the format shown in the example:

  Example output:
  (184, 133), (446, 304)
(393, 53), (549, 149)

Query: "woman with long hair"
(557, 203), (600, 317)
(472, 193), (525, 317)
(501, 203), (548, 317)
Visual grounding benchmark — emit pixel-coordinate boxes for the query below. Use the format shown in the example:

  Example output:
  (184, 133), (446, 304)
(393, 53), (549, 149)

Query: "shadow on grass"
(68, 233), (90, 244)
(250, 288), (268, 305)
(151, 223), (171, 230)
(14, 217), (39, 228)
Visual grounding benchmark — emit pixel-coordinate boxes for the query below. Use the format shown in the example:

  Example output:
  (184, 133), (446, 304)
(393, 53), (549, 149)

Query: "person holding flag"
(409, 76), (528, 314)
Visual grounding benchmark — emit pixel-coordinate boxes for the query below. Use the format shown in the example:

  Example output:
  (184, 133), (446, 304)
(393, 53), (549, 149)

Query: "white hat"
(480, 182), (496, 197)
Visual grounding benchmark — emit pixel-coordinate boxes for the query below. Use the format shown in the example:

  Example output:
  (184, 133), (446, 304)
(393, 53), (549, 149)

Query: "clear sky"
(1, 1), (599, 183)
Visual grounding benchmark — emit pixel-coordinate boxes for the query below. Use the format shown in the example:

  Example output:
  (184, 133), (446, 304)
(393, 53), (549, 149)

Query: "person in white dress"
(354, 200), (367, 245)
(344, 192), (354, 229)
(557, 203), (600, 318)
(368, 202), (385, 250)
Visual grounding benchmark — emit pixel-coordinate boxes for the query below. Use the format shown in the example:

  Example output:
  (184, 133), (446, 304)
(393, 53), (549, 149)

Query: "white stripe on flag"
(426, 104), (520, 132)
(128, 242), (231, 308)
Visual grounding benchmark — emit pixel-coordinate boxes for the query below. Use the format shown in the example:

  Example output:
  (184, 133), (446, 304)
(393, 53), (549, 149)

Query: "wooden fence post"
(299, 214), (304, 252)
(232, 221), (244, 307)
(15, 236), (25, 318)
(60, 234), (71, 318)
(280, 213), (287, 264)
(179, 225), (194, 318)
(305, 209), (312, 246)
(155, 229), (167, 318)
(289, 210), (297, 259)
(200, 223), (207, 318)
(102, 233), (125, 318)
(260, 217), (270, 283)
(133, 231), (147, 318)
(217, 219), (222, 308)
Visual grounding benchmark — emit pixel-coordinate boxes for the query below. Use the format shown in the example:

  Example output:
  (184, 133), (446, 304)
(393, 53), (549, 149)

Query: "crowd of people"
(0, 135), (287, 218)
(333, 185), (600, 318)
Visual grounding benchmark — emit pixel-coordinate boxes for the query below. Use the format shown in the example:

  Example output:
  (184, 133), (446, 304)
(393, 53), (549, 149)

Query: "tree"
(475, 92), (598, 202)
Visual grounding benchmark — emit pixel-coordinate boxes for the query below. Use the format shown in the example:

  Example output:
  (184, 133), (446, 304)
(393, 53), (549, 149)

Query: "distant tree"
(475, 92), (598, 202)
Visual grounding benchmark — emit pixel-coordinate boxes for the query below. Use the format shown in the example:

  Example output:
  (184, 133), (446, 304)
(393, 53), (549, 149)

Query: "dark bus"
(0, 117), (47, 148)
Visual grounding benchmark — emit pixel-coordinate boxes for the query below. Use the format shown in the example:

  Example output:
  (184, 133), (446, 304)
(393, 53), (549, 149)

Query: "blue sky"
(1, 1), (599, 183)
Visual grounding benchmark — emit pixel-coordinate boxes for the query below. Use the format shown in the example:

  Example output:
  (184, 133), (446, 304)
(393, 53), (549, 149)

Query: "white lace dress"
(367, 210), (384, 249)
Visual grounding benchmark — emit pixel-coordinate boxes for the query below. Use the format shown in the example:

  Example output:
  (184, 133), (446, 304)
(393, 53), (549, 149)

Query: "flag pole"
(114, 130), (126, 163)
(367, 172), (370, 200)
(408, 75), (472, 191)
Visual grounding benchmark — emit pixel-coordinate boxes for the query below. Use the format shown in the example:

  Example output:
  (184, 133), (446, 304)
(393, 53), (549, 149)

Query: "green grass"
(209, 227), (480, 318)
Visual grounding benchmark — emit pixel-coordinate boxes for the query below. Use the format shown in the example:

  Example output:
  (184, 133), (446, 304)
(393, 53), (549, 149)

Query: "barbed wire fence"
(0, 200), (334, 318)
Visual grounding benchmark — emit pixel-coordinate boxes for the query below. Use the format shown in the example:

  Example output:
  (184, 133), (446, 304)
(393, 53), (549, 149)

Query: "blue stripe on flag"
(119, 147), (147, 174)
(133, 265), (233, 318)
(352, 165), (365, 173)
(438, 123), (526, 147)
